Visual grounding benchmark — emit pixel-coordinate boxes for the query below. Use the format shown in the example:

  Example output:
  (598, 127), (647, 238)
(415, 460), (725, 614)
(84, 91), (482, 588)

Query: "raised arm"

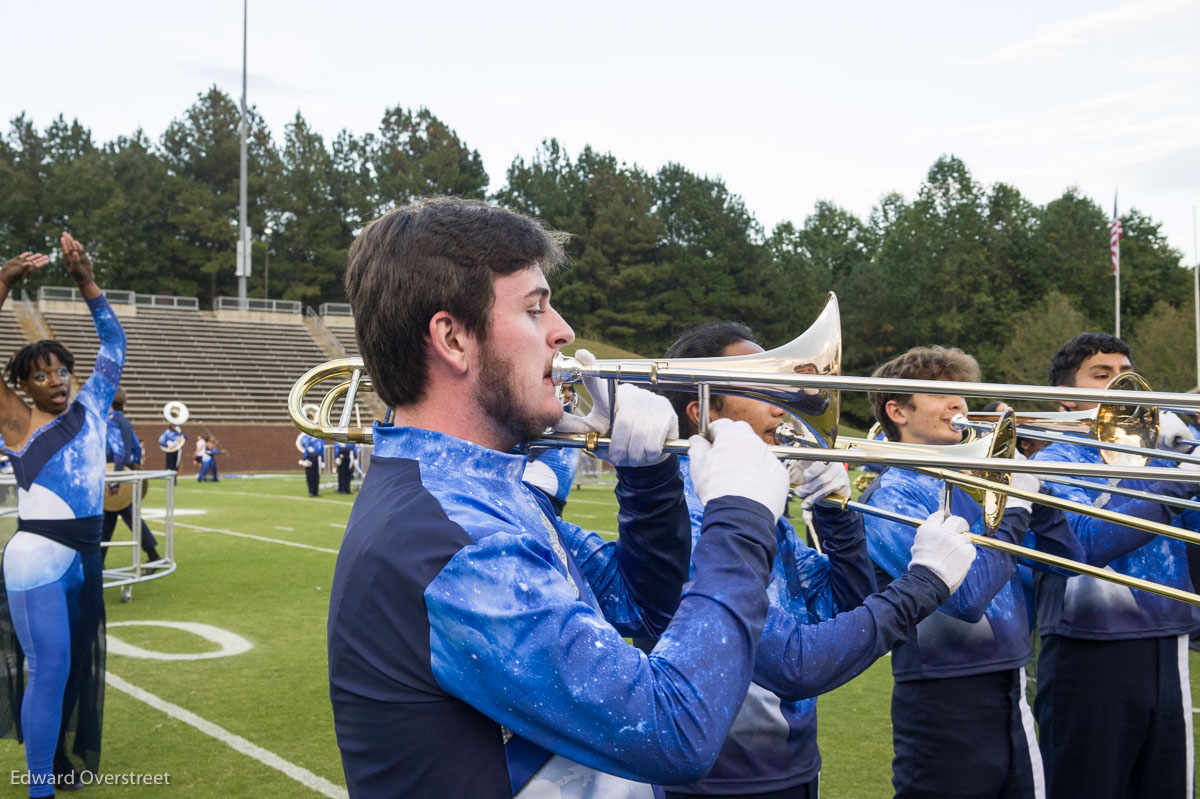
(0, 251), (49, 437)
(62, 233), (125, 416)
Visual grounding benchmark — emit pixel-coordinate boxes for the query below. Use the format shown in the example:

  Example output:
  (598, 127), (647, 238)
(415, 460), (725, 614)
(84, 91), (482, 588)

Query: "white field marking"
(160, 521), (340, 555)
(274, 526), (295, 531)
(140, 507), (207, 520)
(563, 498), (615, 507)
(108, 621), (253, 661)
(200, 488), (352, 507)
(329, 523), (345, 528)
(106, 672), (348, 799)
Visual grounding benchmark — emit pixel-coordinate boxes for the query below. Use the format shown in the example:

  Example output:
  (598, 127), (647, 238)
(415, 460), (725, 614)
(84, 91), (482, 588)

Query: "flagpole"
(1194, 204), (1198, 389)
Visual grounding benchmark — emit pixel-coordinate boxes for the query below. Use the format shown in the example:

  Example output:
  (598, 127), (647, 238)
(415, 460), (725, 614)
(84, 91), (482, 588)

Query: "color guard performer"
(0, 234), (125, 796)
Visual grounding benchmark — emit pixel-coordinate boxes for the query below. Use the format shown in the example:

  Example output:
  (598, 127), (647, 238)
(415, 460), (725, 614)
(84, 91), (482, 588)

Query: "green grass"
(2, 472), (1199, 797)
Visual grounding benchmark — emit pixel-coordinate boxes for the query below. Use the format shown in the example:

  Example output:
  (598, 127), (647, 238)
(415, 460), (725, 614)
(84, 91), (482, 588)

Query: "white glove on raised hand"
(688, 418), (789, 521)
(1005, 452), (1040, 513)
(1159, 412), (1194, 453)
(909, 510), (976, 592)
(551, 349), (678, 467)
(790, 459), (852, 510)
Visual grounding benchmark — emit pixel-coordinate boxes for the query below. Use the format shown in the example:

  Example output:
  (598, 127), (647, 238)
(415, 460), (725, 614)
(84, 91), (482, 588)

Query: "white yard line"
(199, 489), (352, 507)
(162, 521), (340, 555)
(106, 672), (348, 799)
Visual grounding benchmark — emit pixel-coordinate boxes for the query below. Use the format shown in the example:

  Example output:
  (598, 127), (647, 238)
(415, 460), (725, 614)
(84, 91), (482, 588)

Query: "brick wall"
(130, 423), (316, 475)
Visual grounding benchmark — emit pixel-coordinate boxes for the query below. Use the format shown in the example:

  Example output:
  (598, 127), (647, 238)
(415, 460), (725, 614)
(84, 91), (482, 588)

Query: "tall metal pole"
(1194, 205), (1198, 389)
(237, 0), (249, 308)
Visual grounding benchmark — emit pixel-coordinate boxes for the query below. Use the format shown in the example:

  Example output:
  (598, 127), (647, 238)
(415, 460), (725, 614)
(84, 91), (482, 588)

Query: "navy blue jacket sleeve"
(426, 494), (778, 785)
(751, 565), (949, 700)
(811, 503), (877, 612)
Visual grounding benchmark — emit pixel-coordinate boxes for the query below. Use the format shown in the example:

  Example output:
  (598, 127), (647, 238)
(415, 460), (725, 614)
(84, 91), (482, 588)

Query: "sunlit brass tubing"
(1034, 474), (1200, 514)
(550, 361), (1200, 414)
(529, 432), (1200, 484)
(288, 357), (373, 442)
(952, 414), (1200, 468)
(922, 468), (1200, 548)
(818, 496), (1200, 607)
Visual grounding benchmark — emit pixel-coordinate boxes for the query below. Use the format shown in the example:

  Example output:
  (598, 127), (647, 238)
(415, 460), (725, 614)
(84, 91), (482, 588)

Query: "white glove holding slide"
(688, 419), (789, 521)
(1159, 412), (1193, 453)
(790, 459), (852, 510)
(1005, 452), (1040, 513)
(552, 349), (678, 467)
(909, 510), (976, 592)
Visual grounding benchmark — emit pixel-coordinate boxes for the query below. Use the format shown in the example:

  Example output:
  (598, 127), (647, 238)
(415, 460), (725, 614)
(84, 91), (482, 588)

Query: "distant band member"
(0, 234), (125, 795)
(158, 423), (187, 472)
(102, 388), (161, 565)
(1032, 333), (1198, 799)
(864, 345), (1082, 799)
(299, 434), (324, 497)
(197, 436), (220, 483)
(334, 441), (357, 494)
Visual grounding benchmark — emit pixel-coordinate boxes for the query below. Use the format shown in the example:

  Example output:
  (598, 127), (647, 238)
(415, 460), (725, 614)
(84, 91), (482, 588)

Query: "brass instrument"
(159, 401), (189, 453)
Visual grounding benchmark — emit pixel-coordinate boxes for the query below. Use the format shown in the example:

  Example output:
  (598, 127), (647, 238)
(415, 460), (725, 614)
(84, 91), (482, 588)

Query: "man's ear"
(686, 399), (702, 432)
(884, 399), (907, 428)
(428, 311), (473, 375)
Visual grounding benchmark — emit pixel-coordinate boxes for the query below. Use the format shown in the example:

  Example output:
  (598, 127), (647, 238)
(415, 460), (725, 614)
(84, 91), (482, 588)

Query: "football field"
(2, 475), (1199, 797)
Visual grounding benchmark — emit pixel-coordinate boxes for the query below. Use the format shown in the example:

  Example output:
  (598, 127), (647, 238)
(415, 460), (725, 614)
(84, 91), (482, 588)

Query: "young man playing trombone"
(1031, 333), (1198, 799)
(652, 322), (979, 799)
(863, 346), (1082, 799)
(331, 197), (854, 798)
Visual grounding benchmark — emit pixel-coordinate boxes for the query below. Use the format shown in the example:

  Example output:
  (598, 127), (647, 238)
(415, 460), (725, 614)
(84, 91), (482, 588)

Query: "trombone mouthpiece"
(551, 353), (583, 384)
(950, 414), (970, 433)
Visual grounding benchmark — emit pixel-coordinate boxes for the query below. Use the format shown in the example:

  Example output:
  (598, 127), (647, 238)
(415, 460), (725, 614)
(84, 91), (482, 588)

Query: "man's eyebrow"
(524, 287), (551, 301)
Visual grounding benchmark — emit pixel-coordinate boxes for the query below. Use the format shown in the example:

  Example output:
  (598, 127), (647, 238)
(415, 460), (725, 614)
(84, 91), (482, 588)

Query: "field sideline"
(1, 474), (1199, 797)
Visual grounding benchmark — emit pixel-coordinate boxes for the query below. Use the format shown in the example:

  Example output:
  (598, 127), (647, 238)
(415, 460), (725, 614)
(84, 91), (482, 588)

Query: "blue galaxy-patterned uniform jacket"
(5, 296), (124, 550)
(327, 425), (780, 799)
(1031, 441), (1193, 639)
(664, 457), (950, 795)
(864, 468), (1081, 681)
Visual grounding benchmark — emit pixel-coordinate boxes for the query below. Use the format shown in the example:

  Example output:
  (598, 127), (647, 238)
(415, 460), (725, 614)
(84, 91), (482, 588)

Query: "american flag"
(1110, 197), (1122, 276)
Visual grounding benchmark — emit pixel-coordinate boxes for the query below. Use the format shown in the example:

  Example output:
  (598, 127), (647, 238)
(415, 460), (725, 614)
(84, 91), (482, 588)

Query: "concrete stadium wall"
(129, 422), (311, 475)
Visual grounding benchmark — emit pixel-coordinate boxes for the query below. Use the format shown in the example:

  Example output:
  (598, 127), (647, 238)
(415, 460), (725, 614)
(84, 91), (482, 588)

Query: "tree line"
(2, 87), (1195, 422)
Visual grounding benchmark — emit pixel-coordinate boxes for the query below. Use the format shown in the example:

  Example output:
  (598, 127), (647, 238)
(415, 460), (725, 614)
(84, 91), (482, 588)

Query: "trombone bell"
(552, 293), (843, 447)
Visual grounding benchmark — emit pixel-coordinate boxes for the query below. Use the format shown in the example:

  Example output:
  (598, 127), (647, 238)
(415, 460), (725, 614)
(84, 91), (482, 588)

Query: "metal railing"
(319, 302), (352, 317)
(37, 286), (199, 310)
(215, 296), (301, 314)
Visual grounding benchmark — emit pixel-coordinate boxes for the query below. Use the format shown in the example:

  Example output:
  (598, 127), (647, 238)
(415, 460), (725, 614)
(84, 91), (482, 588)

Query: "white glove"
(688, 418), (789, 521)
(1159, 412), (1193, 452)
(607, 383), (679, 467)
(909, 510), (976, 593)
(299, 459), (311, 467)
(790, 459), (851, 510)
(552, 350), (678, 467)
(1005, 452), (1040, 513)
(552, 349), (611, 435)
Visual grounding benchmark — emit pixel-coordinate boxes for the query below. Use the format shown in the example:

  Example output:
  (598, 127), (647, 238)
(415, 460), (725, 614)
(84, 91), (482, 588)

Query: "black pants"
(666, 779), (818, 799)
(337, 459), (352, 493)
(305, 463), (320, 496)
(101, 507), (159, 562)
(1036, 634), (1191, 799)
(891, 669), (1040, 799)
(164, 451), (179, 471)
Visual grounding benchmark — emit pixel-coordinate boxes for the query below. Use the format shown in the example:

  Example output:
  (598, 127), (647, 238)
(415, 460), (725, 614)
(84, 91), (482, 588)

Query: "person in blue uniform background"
(334, 440), (357, 494)
(864, 345), (1082, 799)
(652, 322), (978, 799)
(298, 434), (324, 496)
(102, 388), (160, 566)
(157, 423), (186, 472)
(332, 197), (805, 798)
(0, 233), (126, 797)
(1032, 333), (1199, 799)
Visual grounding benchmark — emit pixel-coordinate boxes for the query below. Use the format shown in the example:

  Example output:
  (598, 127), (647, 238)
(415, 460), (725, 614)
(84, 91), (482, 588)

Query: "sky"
(4, 0), (1198, 264)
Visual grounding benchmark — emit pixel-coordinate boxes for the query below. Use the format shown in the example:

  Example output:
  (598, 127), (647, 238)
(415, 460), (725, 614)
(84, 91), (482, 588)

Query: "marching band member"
(334, 440), (357, 494)
(298, 433), (324, 496)
(329, 197), (797, 798)
(1031, 333), (1198, 799)
(102, 387), (160, 565)
(0, 234), (125, 796)
(863, 346), (1081, 799)
(157, 422), (187, 472)
(654, 323), (978, 799)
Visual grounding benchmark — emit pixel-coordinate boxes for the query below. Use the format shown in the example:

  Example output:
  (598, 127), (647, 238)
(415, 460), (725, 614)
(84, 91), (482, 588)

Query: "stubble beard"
(476, 341), (560, 446)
